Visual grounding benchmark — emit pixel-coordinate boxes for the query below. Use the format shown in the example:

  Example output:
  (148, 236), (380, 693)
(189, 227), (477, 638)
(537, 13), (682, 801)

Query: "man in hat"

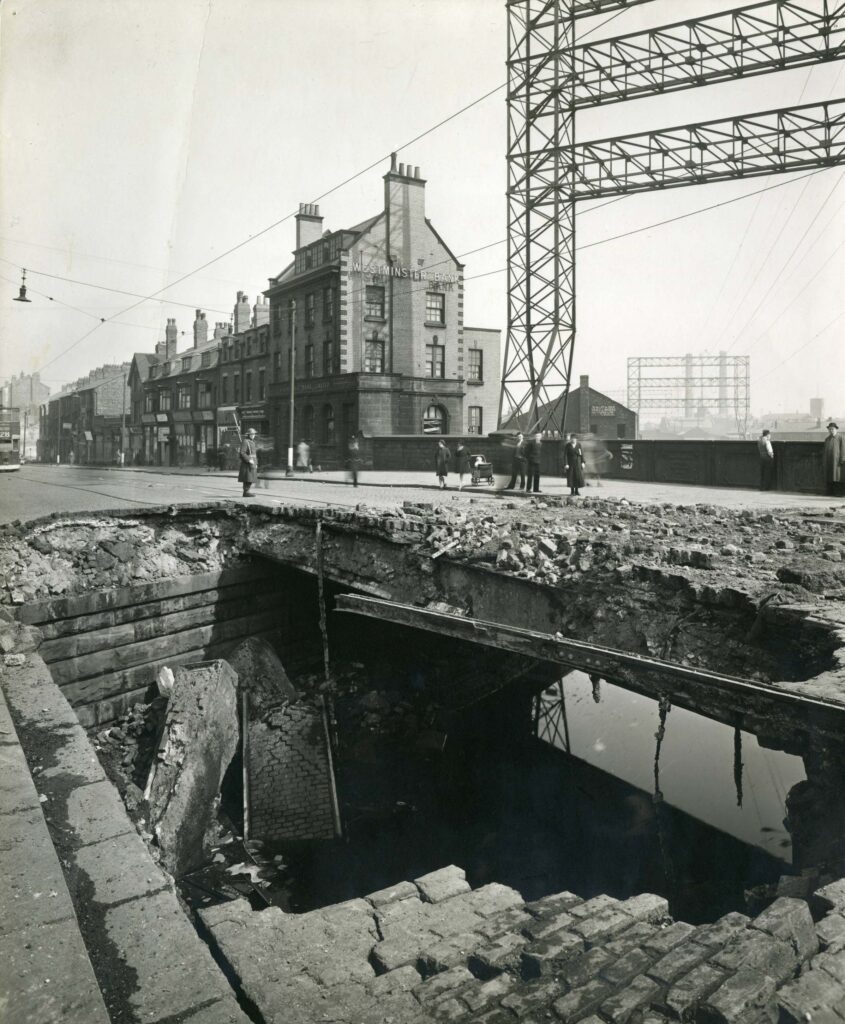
(238, 428), (258, 497)
(823, 422), (845, 497)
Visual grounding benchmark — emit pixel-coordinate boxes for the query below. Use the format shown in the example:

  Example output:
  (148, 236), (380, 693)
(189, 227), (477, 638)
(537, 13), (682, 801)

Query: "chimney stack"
(193, 310), (208, 348)
(165, 318), (178, 360)
(295, 203), (323, 250)
(234, 291), (251, 335)
(253, 296), (270, 327)
(213, 322), (228, 341)
(384, 158), (426, 248)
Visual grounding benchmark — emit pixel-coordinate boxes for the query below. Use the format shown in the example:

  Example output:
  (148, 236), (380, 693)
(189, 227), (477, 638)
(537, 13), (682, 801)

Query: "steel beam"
(574, 0), (845, 108)
(573, 98), (845, 198)
(570, 0), (658, 16)
(334, 594), (845, 746)
(503, 0), (577, 434)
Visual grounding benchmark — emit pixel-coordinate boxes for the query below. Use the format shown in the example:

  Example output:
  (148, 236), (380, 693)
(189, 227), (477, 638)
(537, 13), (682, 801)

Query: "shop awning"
(155, 413), (169, 423)
(217, 406), (240, 427)
(172, 411), (193, 423)
(192, 411), (215, 422)
(83, 431), (94, 441)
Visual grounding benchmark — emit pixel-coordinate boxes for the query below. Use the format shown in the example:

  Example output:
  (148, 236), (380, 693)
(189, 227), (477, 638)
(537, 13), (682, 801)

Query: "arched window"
(323, 404), (335, 444)
(302, 405), (314, 442)
(423, 404), (447, 435)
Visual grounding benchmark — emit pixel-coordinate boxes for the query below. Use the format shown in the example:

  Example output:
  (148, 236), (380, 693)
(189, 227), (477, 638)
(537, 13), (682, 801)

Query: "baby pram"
(470, 454), (494, 485)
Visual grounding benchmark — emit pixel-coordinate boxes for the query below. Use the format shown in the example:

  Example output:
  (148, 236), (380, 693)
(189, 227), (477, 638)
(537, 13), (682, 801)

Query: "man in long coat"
(504, 433), (526, 490)
(823, 422), (845, 497)
(238, 427), (258, 497)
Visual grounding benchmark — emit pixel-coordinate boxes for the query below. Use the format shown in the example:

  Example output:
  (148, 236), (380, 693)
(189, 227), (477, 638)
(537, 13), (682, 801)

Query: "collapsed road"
(2, 493), (845, 1023)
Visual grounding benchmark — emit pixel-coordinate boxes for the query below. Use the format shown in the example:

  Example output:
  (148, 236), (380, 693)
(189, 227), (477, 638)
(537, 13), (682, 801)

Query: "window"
(150, 365), (159, 379)
(234, 343), (242, 360)
(323, 287), (334, 321)
(364, 334), (385, 373)
(258, 369), (266, 400)
(144, 392), (155, 413)
(323, 339), (335, 375)
(305, 344), (315, 378)
(305, 293), (315, 327)
(303, 405), (314, 441)
(233, 374), (241, 402)
(323, 403), (335, 444)
(426, 292), (445, 324)
(162, 362), (171, 376)
(467, 348), (483, 381)
(426, 338), (445, 379)
(201, 352), (211, 368)
(221, 347), (229, 363)
(198, 382), (213, 409)
(273, 351), (281, 382)
(423, 404), (446, 434)
(181, 357), (192, 372)
(365, 285), (385, 319)
(245, 372), (253, 402)
(617, 423), (627, 439)
(246, 339), (252, 357)
(221, 376), (228, 403)
(177, 385), (192, 410)
(273, 306), (282, 337)
(259, 332), (268, 354)
(159, 390), (172, 411)
(468, 406), (483, 434)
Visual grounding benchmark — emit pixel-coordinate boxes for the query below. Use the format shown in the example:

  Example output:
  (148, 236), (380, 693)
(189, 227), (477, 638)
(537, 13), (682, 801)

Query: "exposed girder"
(575, 0), (845, 108)
(628, 355), (751, 367)
(572, 97), (845, 198)
(570, 0), (657, 17)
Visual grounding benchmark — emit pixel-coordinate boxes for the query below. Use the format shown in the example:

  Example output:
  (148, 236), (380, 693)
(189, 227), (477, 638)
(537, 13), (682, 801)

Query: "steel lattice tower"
(501, 0), (845, 434)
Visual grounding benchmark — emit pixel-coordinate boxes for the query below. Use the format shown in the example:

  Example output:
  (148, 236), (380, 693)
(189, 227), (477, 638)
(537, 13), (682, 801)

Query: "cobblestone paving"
(201, 864), (845, 1024)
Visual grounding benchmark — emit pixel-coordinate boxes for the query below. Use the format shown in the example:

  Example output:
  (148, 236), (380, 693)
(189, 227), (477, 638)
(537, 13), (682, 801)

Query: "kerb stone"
(415, 865), (471, 903)
(751, 896), (818, 964)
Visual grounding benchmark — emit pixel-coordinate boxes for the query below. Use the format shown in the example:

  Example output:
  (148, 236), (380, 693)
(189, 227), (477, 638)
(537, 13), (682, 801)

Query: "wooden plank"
(334, 594), (845, 741)
(49, 609), (283, 688)
(18, 564), (273, 625)
(38, 577), (281, 640)
(40, 587), (284, 663)
(71, 629), (281, 727)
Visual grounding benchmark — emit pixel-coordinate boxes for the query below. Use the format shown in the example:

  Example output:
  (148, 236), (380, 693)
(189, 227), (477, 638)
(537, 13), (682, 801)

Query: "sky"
(1, 0), (843, 419)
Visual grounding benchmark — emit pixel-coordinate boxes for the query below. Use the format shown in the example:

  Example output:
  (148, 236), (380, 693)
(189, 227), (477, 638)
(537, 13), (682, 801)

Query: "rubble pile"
(417, 497), (845, 593)
(0, 511), (250, 604)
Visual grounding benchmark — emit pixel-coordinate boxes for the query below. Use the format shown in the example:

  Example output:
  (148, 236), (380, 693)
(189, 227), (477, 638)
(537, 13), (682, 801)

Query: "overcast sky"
(1, 0), (843, 418)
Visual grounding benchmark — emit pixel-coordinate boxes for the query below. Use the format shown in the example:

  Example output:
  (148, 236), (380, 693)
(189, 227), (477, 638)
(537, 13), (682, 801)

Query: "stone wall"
(246, 697), (338, 843)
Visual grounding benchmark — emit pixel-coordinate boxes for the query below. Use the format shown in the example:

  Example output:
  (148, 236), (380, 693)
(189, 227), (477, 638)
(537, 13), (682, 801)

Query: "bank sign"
(349, 259), (459, 285)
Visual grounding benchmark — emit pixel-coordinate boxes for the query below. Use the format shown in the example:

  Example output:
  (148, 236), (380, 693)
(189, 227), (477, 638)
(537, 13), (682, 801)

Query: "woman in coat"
(455, 443), (470, 490)
(434, 440), (451, 489)
(238, 428), (258, 497)
(564, 433), (585, 496)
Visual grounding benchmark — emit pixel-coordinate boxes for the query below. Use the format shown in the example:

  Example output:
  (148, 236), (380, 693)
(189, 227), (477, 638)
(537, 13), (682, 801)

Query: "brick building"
(505, 374), (638, 441)
(264, 157), (500, 465)
(41, 364), (131, 464)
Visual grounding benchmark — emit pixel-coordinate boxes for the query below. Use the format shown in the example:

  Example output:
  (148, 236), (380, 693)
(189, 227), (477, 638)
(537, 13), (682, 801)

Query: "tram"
(0, 407), (22, 471)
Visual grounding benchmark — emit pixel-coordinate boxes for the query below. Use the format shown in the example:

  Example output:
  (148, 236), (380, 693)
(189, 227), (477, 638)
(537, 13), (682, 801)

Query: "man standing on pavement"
(238, 428), (258, 498)
(504, 432), (526, 490)
(823, 422), (845, 497)
(524, 431), (542, 493)
(757, 429), (775, 490)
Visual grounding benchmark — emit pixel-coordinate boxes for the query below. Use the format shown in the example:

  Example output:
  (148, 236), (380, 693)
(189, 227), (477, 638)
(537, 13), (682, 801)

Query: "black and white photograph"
(2, 1), (845, 1022)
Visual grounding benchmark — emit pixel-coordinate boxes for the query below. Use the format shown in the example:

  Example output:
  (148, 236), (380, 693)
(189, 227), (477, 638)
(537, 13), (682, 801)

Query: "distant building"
(41, 365), (130, 464)
(504, 374), (637, 440)
(1, 372), (49, 458)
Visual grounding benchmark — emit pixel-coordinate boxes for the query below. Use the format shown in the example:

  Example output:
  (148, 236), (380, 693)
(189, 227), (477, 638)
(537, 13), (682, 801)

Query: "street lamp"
(13, 269), (31, 303)
(286, 299), (297, 477)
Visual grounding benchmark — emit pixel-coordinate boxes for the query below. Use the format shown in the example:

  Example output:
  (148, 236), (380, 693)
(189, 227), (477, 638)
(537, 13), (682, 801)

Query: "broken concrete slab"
(225, 635), (297, 712)
(146, 659), (239, 877)
(72, 830), (171, 907)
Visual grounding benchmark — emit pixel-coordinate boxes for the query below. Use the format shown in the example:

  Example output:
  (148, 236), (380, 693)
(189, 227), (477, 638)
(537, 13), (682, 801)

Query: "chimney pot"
(414, 166), (420, 178)
(398, 163), (405, 176)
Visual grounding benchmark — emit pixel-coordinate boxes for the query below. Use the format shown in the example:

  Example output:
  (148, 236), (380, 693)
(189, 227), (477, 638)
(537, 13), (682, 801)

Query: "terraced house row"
(39, 159), (500, 468)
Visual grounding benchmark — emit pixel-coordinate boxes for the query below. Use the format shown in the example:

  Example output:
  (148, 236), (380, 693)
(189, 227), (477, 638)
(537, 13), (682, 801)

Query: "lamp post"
(286, 300), (297, 476)
(120, 372), (127, 466)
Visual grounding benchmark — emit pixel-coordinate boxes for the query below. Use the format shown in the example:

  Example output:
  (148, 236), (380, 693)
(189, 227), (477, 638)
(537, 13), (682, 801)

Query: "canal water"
(270, 664), (805, 925)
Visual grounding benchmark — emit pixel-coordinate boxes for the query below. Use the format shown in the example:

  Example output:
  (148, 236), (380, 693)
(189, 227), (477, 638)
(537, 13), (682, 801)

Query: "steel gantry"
(501, 0), (845, 434)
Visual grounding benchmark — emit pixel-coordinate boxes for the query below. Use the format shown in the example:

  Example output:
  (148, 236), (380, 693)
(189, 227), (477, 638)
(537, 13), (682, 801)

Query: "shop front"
(171, 411), (195, 467)
(193, 410), (216, 467)
(239, 402), (272, 466)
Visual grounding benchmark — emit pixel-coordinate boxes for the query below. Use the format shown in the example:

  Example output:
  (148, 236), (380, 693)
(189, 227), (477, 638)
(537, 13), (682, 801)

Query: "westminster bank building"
(264, 157), (500, 462)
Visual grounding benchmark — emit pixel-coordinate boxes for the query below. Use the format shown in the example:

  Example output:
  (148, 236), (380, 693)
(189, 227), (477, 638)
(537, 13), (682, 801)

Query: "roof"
(502, 384), (634, 432)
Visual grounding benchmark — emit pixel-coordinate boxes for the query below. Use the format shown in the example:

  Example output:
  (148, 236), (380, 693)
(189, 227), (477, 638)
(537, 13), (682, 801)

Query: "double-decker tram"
(0, 407), (22, 471)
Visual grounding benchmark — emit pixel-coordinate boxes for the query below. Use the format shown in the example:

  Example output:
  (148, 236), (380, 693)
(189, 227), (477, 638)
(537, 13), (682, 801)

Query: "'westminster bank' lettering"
(350, 260), (459, 284)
